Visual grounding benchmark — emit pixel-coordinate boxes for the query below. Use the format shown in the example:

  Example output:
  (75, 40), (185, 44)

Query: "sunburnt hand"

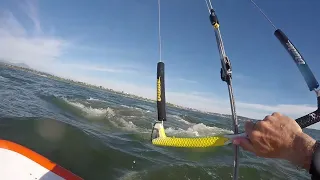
(233, 112), (316, 170)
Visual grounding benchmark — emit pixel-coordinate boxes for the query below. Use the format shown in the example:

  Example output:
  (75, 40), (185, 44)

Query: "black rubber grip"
(157, 62), (166, 121)
(274, 29), (289, 43)
(296, 97), (320, 128)
(209, 9), (219, 26)
(296, 110), (320, 129)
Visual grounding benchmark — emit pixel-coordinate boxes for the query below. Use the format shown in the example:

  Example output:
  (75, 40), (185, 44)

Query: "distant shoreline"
(0, 62), (251, 120)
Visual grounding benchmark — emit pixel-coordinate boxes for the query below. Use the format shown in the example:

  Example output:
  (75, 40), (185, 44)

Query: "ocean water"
(0, 65), (318, 180)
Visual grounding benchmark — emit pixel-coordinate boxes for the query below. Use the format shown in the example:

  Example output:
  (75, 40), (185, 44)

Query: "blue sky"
(0, 0), (320, 129)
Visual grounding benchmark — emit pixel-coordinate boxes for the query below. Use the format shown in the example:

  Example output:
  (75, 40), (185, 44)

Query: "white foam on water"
(0, 75), (8, 81)
(65, 98), (232, 138)
(118, 171), (141, 180)
(188, 123), (232, 135)
(120, 104), (131, 108)
(134, 107), (150, 113)
(63, 98), (142, 132)
(87, 97), (106, 102)
(64, 99), (113, 117)
(105, 107), (116, 118)
(135, 104), (154, 112)
(171, 115), (191, 125)
(165, 127), (199, 137)
(120, 104), (151, 115)
(109, 117), (139, 132)
(39, 74), (48, 78)
(165, 123), (233, 137)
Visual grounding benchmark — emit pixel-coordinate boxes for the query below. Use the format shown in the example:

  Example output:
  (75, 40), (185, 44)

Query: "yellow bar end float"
(151, 122), (246, 148)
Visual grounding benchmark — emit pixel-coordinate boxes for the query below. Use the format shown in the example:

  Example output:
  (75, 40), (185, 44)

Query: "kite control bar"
(248, 0), (320, 128)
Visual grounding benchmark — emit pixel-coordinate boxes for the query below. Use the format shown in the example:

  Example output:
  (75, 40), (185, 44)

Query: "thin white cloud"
(59, 63), (141, 74)
(0, 7), (67, 68)
(20, 0), (42, 34)
(0, 11), (26, 36)
(166, 91), (316, 119)
(174, 78), (198, 84)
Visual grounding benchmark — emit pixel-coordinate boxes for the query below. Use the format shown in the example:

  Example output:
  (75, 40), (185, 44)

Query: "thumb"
(233, 137), (255, 154)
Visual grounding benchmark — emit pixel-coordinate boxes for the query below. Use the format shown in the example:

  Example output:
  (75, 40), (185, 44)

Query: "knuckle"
(251, 130), (260, 138)
(272, 112), (281, 117)
(259, 120), (268, 127)
(263, 115), (272, 121)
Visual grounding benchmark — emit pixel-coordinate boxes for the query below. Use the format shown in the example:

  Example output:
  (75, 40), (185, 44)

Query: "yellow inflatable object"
(151, 123), (244, 148)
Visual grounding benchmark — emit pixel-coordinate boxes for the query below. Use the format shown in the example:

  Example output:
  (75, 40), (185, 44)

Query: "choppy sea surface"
(0, 65), (318, 180)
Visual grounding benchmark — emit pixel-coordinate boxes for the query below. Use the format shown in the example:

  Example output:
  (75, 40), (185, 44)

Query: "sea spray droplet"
(131, 160), (136, 169)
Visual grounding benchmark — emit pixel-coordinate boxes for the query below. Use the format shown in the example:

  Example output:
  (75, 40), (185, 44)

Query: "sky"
(0, 0), (320, 129)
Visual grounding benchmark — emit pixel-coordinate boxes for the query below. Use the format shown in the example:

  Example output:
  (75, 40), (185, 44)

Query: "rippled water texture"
(0, 65), (317, 180)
